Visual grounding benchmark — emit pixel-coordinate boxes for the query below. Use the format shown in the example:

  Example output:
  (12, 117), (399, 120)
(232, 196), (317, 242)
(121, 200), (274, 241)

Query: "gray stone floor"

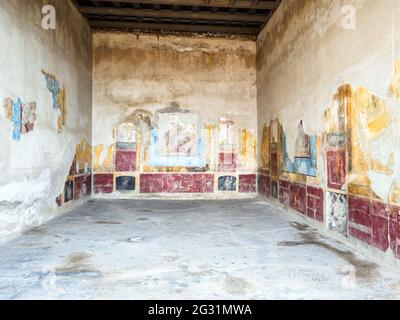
(0, 198), (399, 300)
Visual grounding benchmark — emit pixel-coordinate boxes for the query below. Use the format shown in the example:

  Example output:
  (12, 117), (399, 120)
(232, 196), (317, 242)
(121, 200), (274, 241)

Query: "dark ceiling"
(72, 0), (280, 36)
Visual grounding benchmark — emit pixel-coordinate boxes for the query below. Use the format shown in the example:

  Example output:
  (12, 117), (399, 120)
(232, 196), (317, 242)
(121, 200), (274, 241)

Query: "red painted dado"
(239, 174), (257, 193)
(279, 180), (290, 206)
(306, 186), (324, 222)
(192, 174), (214, 193)
(371, 201), (389, 252)
(115, 150), (136, 172)
(94, 174), (114, 194)
(140, 174), (214, 193)
(348, 195), (372, 244)
(348, 196), (395, 252)
(74, 176), (84, 200)
(327, 149), (346, 190)
(390, 206), (400, 258)
(218, 153), (237, 172)
(139, 174), (163, 193)
(290, 183), (306, 215)
(258, 174), (271, 197)
(74, 174), (92, 200)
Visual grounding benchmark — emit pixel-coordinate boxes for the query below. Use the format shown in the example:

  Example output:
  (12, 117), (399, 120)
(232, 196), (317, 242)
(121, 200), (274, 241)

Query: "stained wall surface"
(92, 32), (257, 197)
(0, 0), (92, 242)
(257, 0), (400, 263)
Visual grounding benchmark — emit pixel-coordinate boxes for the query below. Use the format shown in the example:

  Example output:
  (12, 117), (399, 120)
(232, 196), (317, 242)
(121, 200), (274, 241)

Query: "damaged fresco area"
(55, 139), (92, 207)
(260, 124), (270, 174)
(323, 82), (400, 204)
(347, 86), (400, 203)
(149, 105), (206, 168)
(327, 192), (348, 235)
(93, 104), (257, 195)
(3, 97), (36, 141)
(323, 85), (348, 192)
(42, 71), (67, 133)
(258, 62), (400, 259)
(282, 121), (317, 177)
(2, 71), (67, 142)
(260, 120), (280, 175)
(240, 129), (256, 172)
(91, 32), (257, 197)
(218, 176), (237, 192)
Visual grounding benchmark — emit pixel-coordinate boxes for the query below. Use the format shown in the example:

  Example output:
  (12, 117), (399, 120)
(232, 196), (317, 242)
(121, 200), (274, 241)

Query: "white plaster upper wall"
(257, 0), (396, 154)
(0, 0), (92, 177)
(0, 0), (92, 241)
(93, 32), (257, 149)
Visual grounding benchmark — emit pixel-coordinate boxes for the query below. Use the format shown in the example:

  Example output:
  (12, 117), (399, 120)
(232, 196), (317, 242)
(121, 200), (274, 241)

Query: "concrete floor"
(0, 198), (400, 300)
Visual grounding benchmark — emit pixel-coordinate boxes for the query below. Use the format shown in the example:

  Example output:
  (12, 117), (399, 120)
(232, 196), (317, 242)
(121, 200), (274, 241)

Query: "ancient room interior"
(0, 0), (400, 300)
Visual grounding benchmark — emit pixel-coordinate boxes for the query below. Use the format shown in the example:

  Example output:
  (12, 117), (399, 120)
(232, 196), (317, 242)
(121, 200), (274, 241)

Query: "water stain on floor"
(0, 199), (398, 300)
(224, 276), (251, 295)
(22, 227), (49, 236)
(278, 222), (378, 282)
(95, 221), (122, 225)
(56, 252), (102, 277)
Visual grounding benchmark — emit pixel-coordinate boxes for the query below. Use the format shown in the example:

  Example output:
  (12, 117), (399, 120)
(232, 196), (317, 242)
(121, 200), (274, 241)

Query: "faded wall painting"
(91, 33), (257, 196)
(258, 62), (400, 260)
(159, 113), (197, 157)
(219, 118), (236, 152)
(93, 106), (256, 195)
(240, 129), (256, 171)
(56, 138), (92, 208)
(3, 98), (37, 141)
(282, 122), (317, 177)
(42, 70), (67, 133)
(149, 107), (205, 168)
(294, 121), (310, 158)
(260, 124), (270, 173)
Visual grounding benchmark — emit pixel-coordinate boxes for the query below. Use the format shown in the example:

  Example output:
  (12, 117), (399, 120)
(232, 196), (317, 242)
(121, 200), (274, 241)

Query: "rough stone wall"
(92, 32), (257, 198)
(257, 0), (400, 263)
(0, 0), (92, 243)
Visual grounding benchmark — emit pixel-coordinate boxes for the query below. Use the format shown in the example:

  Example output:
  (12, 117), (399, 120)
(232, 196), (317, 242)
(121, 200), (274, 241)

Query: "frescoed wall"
(92, 32), (257, 198)
(0, 0), (92, 242)
(257, 0), (400, 262)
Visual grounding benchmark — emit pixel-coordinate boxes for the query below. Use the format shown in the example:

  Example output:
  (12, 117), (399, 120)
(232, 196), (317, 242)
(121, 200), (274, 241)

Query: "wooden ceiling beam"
(89, 19), (259, 34)
(79, 6), (267, 22)
(87, 0), (278, 10)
